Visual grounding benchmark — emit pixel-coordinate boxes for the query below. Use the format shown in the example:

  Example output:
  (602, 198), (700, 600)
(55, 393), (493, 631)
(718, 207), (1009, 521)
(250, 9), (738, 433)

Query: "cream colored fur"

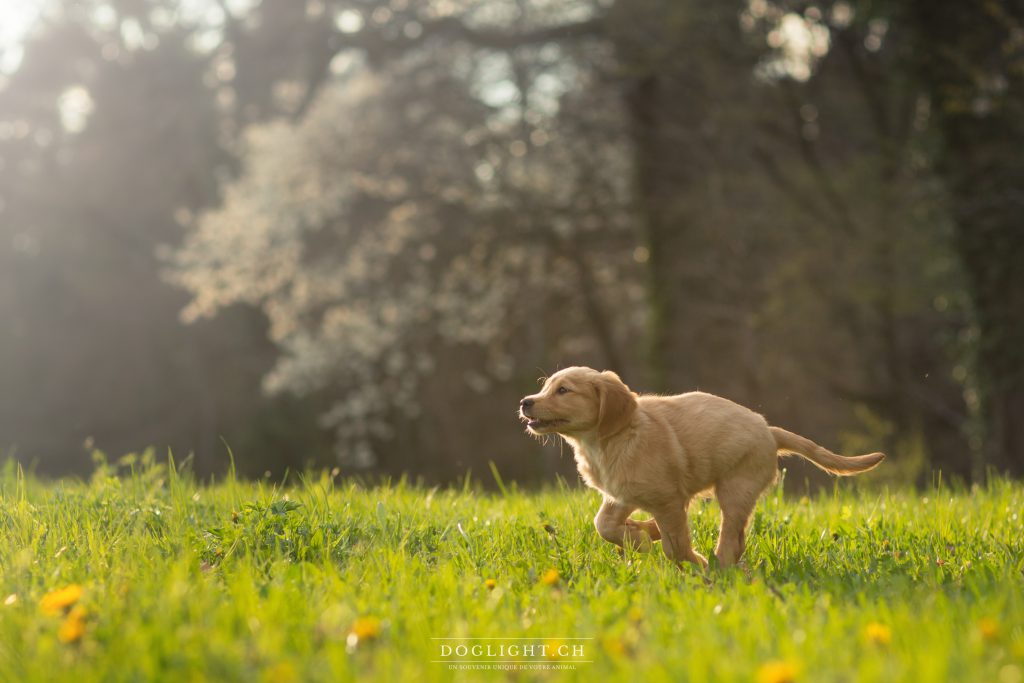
(519, 366), (884, 569)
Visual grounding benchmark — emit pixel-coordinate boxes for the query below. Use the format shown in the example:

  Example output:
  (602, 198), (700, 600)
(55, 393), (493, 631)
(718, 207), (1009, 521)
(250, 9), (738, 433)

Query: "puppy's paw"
(626, 517), (661, 541)
(688, 551), (709, 571)
(622, 525), (654, 553)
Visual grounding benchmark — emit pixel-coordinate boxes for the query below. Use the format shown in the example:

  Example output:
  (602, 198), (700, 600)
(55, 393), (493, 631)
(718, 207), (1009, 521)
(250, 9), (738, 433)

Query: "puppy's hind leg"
(594, 498), (653, 551)
(652, 501), (708, 570)
(714, 471), (772, 568)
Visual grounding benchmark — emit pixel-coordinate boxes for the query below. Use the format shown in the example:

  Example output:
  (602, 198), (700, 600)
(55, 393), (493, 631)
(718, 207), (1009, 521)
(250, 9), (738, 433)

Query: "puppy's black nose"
(520, 398), (534, 409)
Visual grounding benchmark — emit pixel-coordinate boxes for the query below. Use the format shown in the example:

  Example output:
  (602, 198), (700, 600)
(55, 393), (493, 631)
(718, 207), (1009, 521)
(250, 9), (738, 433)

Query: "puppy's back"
(637, 391), (775, 485)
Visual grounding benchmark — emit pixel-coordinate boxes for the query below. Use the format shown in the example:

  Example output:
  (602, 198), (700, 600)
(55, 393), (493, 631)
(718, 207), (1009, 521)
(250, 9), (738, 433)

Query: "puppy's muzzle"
(519, 397), (541, 426)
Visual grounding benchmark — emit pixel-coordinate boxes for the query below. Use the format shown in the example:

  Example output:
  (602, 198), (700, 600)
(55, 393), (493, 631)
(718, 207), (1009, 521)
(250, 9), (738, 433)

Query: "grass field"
(0, 456), (1022, 682)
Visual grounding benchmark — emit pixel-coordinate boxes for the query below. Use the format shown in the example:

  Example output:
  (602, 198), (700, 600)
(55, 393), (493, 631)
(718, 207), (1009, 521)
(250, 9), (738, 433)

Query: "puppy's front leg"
(594, 498), (653, 551)
(652, 503), (708, 570)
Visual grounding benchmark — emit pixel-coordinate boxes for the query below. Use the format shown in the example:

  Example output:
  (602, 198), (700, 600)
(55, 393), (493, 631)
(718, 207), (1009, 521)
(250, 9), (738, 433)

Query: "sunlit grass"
(0, 456), (1021, 682)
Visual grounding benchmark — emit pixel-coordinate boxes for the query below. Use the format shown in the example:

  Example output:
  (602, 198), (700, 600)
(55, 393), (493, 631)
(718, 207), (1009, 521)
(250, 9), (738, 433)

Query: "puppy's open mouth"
(525, 418), (568, 430)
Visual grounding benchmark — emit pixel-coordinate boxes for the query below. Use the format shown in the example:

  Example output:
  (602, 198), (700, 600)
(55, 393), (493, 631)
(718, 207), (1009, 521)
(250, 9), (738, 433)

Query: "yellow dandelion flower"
(345, 616), (382, 652)
(627, 606), (644, 623)
(978, 617), (1000, 642)
(546, 639), (565, 659)
(40, 584), (83, 615)
(756, 659), (799, 683)
(484, 578), (497, 590)
(864, 622), (892, 646)
(57, 605), (87, 644)
(350, 616), (381, 641)
(540, 569), (559, 586)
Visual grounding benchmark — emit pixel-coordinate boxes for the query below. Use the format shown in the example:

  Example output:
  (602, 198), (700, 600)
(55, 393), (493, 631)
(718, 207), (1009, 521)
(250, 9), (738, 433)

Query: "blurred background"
(1, 0), (1022, 486)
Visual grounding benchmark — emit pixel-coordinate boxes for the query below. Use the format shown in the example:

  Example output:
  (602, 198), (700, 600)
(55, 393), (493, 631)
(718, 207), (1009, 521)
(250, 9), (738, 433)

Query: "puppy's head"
(519, 366), (637, 439)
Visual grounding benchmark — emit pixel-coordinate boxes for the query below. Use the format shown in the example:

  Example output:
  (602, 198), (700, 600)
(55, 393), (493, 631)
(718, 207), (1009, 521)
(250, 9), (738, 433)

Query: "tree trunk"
(906, 0), (1024, 475)
(956, 223), (1024, 476)
(623, 74), (685, 392)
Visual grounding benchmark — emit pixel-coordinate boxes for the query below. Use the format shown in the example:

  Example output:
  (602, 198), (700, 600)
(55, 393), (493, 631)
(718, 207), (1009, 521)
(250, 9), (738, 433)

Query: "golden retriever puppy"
(519, 366), (884, 569)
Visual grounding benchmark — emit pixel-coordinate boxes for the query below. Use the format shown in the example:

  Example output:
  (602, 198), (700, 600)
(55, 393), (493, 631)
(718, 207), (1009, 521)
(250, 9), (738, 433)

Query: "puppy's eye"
(556, 386), (571, 395)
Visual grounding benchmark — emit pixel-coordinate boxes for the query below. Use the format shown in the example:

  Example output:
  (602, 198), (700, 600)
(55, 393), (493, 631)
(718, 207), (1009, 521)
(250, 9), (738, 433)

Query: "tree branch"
(291, 15), (605, 121)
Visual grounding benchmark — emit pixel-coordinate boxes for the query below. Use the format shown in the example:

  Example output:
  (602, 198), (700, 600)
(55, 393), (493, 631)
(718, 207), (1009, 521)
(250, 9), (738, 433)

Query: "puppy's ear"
(596, 371), (637, 440)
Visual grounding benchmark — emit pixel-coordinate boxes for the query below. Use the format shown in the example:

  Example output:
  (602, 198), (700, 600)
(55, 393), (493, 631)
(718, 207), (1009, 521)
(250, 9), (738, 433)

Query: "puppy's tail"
(770, 426), (885, 476)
